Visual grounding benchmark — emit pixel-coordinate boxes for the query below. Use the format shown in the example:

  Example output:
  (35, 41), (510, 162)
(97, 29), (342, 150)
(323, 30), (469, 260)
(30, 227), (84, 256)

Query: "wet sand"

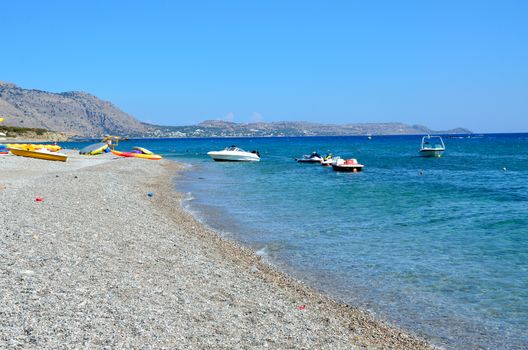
(0, 151), (437, 349)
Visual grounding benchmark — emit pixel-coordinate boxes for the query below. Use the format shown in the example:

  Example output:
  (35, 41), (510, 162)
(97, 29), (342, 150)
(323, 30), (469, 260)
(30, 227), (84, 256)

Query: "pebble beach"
(0, 151), (436, 349)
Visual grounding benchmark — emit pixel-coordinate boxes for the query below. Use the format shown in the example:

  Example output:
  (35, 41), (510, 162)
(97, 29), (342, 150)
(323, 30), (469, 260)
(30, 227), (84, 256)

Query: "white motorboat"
(296, 152), (323, 163)
(207, 145), (260, 162)
(419, 135), (445, 158)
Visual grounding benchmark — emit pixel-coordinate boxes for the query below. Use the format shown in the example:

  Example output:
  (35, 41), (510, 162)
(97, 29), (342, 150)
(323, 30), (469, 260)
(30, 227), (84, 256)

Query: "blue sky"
(1, 0), (527, 132)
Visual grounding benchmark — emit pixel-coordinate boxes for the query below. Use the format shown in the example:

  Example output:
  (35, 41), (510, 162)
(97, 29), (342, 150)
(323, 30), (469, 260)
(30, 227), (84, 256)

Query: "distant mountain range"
(0, 81), (471, 138)
(148, 120), (471, 138)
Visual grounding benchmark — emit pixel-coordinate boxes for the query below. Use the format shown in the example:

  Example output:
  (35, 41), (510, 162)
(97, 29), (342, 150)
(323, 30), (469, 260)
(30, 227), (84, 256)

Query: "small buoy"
(419, 171), (424, 176)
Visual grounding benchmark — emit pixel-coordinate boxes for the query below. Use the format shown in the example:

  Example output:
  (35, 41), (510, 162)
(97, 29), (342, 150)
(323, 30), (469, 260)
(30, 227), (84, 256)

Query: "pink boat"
(331, 158), (364, 172)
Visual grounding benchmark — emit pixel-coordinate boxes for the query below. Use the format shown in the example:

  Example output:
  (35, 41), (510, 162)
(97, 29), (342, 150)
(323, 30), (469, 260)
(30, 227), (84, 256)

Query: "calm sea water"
(65, 134), (528, 349)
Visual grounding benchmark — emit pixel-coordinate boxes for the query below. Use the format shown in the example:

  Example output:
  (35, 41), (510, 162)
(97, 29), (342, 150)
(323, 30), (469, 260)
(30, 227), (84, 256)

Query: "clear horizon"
(1, 0), (527, 133)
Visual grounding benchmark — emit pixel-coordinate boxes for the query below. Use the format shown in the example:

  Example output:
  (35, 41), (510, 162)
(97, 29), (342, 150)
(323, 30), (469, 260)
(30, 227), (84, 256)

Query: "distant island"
(0, 81), (471, 139)
(146, 120), (471, 138)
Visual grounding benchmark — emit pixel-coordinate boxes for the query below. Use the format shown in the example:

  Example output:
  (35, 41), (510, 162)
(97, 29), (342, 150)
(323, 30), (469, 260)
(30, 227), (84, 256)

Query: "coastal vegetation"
(0, 125), (47, 136)
(0, 125), (67, 141)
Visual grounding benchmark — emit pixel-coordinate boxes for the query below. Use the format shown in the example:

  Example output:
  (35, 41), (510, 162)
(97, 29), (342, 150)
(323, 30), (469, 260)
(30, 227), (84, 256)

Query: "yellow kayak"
(9, 147), (68, 162)
(7, 144), (62, 152)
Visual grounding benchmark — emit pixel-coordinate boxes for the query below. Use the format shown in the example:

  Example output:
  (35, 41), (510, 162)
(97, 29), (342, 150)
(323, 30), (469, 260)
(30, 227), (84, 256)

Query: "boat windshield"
(224, 145), (245, 152)
(421, 136), (445, 150)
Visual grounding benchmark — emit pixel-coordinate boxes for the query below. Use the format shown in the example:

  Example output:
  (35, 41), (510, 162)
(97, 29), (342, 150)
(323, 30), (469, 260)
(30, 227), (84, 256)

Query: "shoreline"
(139, 160), (438, 349)
(0, 152), (437, 349)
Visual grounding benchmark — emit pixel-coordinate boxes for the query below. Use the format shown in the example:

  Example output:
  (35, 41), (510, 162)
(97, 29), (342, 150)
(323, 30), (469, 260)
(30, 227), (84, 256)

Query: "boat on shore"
(9, 147), (68, 162)
(332, 158), (364, 172)
(133, 146), (154, 155)
(79, 142), (108, 155)
(419, 135), (445, 157)
(296, 152), (323, 163)
(111, 149), (162, 160)
(207, 146), (260, 162)
(7, 143), (62, 152)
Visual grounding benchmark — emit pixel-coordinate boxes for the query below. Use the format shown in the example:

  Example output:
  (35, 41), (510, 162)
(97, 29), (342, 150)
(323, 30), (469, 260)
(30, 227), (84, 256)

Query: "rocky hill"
(0, 81), (149, 137)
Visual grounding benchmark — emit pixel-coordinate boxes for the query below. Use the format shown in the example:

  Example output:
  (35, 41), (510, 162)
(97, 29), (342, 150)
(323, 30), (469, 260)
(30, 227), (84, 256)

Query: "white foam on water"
(255, 246), (269, 258)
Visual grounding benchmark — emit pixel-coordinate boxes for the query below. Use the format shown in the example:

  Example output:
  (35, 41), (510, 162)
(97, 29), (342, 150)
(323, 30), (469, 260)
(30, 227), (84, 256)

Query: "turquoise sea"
(66, 134), (528, 349)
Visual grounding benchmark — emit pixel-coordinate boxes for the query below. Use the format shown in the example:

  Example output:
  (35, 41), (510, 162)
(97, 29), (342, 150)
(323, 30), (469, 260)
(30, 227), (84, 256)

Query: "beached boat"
(9, 147), (68, 162)
(296, 152), (323, 163)
(332, 158), (364, 172)
(7, 143), (62, 152)
(133, 146), (154, 155)
(79, 142), (108, 155)
(111, 149), (162, 160)
(207, 146), (260, 162)
(419, 135), (445, 158)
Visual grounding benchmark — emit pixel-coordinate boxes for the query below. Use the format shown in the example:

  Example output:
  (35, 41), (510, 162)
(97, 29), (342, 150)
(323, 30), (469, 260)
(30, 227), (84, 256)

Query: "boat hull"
(297, 158), (322, 163)
(207, 151), (260, 162)
(419, 149), (444, 158)
(9, 148), (68, 162)
(332, 164), (363, 172)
